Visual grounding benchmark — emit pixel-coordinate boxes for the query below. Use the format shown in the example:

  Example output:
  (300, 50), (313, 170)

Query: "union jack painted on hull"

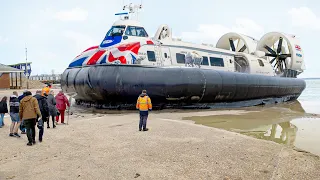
(68, 40), (154, 68)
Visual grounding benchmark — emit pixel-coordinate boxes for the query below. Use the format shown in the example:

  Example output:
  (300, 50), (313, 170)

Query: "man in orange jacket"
(136, 90), (152, 131)
(41, 84), (51, 96)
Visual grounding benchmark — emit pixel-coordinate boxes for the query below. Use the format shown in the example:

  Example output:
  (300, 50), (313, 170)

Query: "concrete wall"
(0, 73), (10, 89)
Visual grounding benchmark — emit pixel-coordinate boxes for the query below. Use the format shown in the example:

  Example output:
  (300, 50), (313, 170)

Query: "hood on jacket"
(34, 94), (46, 100)
(21, 95), (33, 102)
(57, 92), (64, 96)
(140, 93), (148, 97)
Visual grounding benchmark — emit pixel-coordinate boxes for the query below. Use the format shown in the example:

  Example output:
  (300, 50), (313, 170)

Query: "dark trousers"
(139, 114), (148, 130)
(38, 119), (44, 141)
(20, 121), (26, 132)
(47, 116), (55, 127)
(24, 119), (36, 143)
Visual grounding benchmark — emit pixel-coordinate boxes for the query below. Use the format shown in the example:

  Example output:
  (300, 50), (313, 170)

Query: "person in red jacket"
(55, 90), (70, 124)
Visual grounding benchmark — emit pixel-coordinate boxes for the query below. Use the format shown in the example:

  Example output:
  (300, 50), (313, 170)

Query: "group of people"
(1, 87), (152, 146)
(0, 84), (70, 146)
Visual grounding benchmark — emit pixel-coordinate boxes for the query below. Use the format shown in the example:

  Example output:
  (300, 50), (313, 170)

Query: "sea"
(185, 79), (320, 156)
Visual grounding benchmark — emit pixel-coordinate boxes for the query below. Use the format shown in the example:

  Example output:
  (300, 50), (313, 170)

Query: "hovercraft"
(61, 3), (306, 109)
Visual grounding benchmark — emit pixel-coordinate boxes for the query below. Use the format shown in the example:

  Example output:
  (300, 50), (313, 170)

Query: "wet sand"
(184, 101), (320, 156)
(0, 101), (320, 180)
(1, 89), (320, 179)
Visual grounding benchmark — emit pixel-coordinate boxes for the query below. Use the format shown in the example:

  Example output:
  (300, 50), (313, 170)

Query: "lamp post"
(25, 45), (29, 89)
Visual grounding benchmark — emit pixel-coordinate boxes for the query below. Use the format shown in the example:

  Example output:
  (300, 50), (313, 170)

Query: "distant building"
(0, 63), (24, 89)
(8, 62), (32, 77)
(30, 74), (62, 82)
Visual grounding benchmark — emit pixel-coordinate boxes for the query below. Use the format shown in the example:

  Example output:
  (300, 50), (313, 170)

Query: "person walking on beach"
(136, 90), (152, 131)
(19, 91), (42, 146)
(55, 90), (70, 124)
(34, 90), (49, 142)
(9, 92), (21, 137)
(0, 96), (8, 128)
(41, 84), (51, 96)
(47, 90), (57, 128)
(18, 90), (27, 134)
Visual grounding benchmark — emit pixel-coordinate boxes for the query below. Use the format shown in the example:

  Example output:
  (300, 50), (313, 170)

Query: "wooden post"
(15, 72), (18, 88)
(10, 73), (13, 88)
(20, 72), (22, 89)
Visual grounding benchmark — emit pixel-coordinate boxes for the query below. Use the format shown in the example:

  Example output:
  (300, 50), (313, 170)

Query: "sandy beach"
(0, 103), (320, 180)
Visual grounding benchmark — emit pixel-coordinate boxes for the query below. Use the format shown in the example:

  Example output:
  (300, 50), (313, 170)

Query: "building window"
(258, 59), (264, 67)
(147, 51), (156, 62)
(202, 56), (209, 66)
(176, 53), (185, 64)
(164, 53), (168, 58)
(209, 57), (224, 67)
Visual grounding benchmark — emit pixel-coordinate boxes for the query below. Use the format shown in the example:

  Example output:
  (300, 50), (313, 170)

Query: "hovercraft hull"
(61, 65), (306, 109)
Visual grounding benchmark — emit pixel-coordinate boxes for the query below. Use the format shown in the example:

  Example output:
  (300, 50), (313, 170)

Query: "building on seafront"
(8, 62), (32, 78)
(30, 74), (62, 84)
(0, 63), (25, 89)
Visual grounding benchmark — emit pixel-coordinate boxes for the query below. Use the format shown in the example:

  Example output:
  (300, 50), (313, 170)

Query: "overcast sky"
(0, 0), (319, 78)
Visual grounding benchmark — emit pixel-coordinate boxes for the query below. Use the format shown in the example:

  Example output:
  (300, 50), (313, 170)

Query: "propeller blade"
(270, 57), (276, 64)
(277, 37), (283, 54)
(273, 60), (278, 69)
(238, 45), (247, 52)
(279, 60), (284, 72)
(229, 39), (236, 51)
(280, 54), (292, 58)
(265, 53), (277, 57)
(264, 45), (276, 55)
(283, 60), (287, 69)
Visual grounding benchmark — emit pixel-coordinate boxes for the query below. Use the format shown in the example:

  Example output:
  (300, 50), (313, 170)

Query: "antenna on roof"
(120, 2), (143, 21)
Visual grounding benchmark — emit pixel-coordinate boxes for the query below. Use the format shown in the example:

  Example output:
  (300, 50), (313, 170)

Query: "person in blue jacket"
(18, 90), (27, 134)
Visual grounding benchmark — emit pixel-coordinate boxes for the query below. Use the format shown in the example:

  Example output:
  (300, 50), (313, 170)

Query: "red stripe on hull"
(87, 50), (106, 65)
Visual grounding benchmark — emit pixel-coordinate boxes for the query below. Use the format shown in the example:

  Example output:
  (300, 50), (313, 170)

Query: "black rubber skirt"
(61, 65), (306, 109)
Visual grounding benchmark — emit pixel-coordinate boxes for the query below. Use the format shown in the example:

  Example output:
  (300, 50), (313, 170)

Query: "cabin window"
(202, 56), (209, 66)
(147, 51), (156, 62)
(176, 53), (185, 64)
(125, 26), (148, 37)
(107, 25), (126, 37)
(258, 59), (264, 67)
(164, 53), (168, 58)
(209, 57), (224, 67)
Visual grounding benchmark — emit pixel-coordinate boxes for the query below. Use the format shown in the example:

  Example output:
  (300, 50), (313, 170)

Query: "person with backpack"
(19, 91), (42, 146)
(0, 96), (8, 128)
(33, 90), (49, 142)
(18, 90), (27, 134)
(47, 90), (57, 128)
(9, 92), (21, 137)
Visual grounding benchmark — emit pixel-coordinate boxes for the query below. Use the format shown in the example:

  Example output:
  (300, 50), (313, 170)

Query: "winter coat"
(34, 94), (49, 119)
(9, 95), (19, 113)
(47, 94), (57, 116)
(0, 101), (8, 114)
(18, 94), (26, 102)
(55, 92), (70, 111)
(19, 95), (42, 120)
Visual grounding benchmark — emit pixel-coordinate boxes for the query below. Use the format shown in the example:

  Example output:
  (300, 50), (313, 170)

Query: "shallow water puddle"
(183, 101), (320, 156)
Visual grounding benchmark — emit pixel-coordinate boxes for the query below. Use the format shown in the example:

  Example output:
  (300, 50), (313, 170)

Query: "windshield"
(125, 26), (148, 37)
(106, 25), (126, 37)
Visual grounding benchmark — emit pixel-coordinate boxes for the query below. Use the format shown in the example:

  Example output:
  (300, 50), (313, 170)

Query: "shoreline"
(0, 108), (319, 180)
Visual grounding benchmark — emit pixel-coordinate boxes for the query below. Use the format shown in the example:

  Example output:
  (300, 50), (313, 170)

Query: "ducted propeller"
(229, 39), (236, 51)
(264, 37), (291, 74)
(228, 38), (247, 52)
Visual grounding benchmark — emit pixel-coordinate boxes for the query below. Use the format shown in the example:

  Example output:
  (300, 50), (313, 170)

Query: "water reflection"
(241, 122), (298, 146)
(183, 101), (314, 147)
